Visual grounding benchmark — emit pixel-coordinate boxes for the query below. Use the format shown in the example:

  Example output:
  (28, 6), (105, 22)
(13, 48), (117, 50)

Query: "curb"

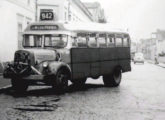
(147, 61), (165, 68)
(157, 64), (165, 68)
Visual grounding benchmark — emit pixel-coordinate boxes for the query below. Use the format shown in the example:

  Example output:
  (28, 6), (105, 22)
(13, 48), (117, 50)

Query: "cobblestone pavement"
(0, 62), (165, 120)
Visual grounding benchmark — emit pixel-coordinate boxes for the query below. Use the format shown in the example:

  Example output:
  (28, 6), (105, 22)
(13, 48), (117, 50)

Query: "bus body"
(3, 22), (131, 92)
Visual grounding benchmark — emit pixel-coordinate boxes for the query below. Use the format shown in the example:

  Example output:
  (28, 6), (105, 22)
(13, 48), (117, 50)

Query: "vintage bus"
(3, 22), (131, 93)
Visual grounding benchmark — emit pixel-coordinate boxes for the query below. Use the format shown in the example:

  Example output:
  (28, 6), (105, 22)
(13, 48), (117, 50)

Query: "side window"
(107, 34), (115, 47)
(115, 35), (123, 47)
(88, 33), (97, 47)
(77, 33), (87, 47)
(98, 34), (106, 48)
(123, 34), (130, 47)
(123, 37), (129, 47)
(72, 37), (78, 47)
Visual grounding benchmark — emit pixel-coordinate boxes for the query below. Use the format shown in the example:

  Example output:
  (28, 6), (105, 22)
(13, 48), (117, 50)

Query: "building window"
(65, 12), (67, 21)
(27, 0), (30, 5)
(68, 14), (71, 21)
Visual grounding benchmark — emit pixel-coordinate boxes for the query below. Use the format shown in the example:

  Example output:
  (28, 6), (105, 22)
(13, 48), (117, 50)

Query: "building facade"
(83, 2), (106, 23)
(140, 29), (165, 63)
(37, 0), (93, 22)
(0, 0), (35, 62)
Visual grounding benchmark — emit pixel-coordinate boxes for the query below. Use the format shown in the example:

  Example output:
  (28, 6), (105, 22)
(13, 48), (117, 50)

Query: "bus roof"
(24, 21), (129, 35)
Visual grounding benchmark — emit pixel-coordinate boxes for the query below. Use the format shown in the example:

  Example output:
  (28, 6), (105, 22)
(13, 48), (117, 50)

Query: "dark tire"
(103, 68), (122, 87)
(71, 78), (87, 86)
(52, 69), (68, 93)
(11, 78), (28, 93)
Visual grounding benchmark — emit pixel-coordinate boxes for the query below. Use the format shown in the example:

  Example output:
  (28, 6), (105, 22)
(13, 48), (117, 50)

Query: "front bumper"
(3, 62), (46, 80)
(134, 60), (144, 63)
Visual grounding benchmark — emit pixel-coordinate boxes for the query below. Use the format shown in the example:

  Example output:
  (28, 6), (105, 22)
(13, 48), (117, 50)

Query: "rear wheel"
(103, 68), (122, 87)
(52, 69), (68, 93)
(71, 78), (87, 86)
(11, 78), (28, 93)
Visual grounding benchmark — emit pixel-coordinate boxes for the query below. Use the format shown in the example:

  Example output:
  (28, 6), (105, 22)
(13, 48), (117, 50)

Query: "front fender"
(48, 62), (71, 75)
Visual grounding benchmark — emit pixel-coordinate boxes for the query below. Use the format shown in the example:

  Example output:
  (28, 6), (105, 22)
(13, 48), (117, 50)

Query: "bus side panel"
(71, 48), (100, 79)
(117, 47), (131, 72)
(100, 48), (118, 75)
(72, 63), (90, 79)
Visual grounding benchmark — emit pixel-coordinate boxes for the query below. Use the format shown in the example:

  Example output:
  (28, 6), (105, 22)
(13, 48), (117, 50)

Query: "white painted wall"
(0, 0), (35, 62)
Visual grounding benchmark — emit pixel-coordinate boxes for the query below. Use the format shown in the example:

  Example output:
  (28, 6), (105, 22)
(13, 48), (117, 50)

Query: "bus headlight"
(43, 62), (48, 68)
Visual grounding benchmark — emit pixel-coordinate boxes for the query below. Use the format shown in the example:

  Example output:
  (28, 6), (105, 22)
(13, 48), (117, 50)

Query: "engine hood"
(25, 49), (56, 63)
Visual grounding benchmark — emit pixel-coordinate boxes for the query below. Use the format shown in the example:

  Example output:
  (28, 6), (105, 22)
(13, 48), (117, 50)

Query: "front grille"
(14, 51), (31, 65)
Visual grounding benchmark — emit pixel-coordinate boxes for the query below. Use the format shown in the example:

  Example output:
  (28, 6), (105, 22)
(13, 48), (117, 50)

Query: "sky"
(82, 0), (165, 42)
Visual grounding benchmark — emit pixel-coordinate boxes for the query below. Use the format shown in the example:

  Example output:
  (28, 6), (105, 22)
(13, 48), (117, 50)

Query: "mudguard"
(48, 61), (71, 76)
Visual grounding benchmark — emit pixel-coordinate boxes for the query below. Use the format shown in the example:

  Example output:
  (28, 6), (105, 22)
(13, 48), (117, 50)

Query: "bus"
(3, 22), (131, 93)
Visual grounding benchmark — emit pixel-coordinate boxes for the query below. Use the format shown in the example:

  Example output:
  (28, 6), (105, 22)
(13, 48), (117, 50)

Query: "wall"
(37, 0), (93, 22)
(0, 0), (35, 62)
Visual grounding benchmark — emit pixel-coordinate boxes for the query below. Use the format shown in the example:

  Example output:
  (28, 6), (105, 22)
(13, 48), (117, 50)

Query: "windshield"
(23, 35), (42, 47)
(44, 35), (68, 48)
(23, 34), (68, 48)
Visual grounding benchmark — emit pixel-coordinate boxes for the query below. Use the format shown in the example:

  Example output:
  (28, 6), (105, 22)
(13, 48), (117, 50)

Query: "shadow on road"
(1, 83), (106, 97)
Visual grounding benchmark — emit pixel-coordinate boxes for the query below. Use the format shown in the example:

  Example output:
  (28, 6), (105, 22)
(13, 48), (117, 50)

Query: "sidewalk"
(147, 60), (165, 68)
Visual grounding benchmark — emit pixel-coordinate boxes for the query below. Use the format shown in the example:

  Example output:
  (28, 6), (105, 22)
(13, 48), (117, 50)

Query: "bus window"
(23, 35), (42, 47)
(77, 36), (87, 47)
(44, 35), (68, 48)
(77, 33), (87, 47)
(116, 37), (123, 47)
(107, 35), (115, 47)
(123, 37), (129, 47)
(72, 37), (78, 47)
(98, 34), (106, 48)
(88, 33), (97, 47)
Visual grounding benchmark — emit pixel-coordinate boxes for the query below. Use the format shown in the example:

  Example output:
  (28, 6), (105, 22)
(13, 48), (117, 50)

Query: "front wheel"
(11, 78), (28, 93)
(52, 69), (68, 93)
(103, 68), (122, 87)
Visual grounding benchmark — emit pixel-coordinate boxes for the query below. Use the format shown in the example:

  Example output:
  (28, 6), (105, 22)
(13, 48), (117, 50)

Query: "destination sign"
(40, 9), (54, 21)
(30, 25), (58, 30)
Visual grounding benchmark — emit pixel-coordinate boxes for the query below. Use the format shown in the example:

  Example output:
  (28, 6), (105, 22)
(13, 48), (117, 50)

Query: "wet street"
(0, 62), (165, 120)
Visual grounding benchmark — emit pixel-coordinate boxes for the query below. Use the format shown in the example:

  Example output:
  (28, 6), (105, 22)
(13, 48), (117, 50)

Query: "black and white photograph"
(0, 0), (165, 120)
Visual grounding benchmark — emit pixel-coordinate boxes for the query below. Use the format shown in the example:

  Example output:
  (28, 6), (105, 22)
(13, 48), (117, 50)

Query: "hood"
(25, 49), (56, 64)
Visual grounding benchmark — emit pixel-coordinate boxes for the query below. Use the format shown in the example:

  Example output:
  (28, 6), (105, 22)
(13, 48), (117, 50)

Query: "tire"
(52, 69), (68, 93)
(11, 78), (28, 93)
(103, 68), (122, 87)
(71, 78), (87, 86)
